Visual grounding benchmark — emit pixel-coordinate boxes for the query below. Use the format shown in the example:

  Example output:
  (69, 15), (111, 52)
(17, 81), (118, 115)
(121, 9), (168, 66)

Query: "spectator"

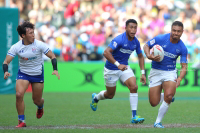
(76, 45), (90, 61)
(89, 46), (103, 61)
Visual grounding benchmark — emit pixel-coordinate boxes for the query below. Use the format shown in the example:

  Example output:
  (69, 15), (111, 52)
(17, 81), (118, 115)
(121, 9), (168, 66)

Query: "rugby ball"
(152, 45), (164, 62)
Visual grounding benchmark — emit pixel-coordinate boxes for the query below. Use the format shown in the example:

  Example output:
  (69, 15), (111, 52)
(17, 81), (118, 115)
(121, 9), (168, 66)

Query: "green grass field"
(0, 92), (200, 133)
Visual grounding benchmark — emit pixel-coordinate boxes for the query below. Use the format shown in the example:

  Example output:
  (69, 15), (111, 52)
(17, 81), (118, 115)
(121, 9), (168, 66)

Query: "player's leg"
(154, 70), (177, 128)
(120, 66), (144, 123)
(90, 67), (119, 111)
(90, 86), (116, 111)
(32, 82), (44, 119)
(15, 79), (29, 127)
(149, 85), (162, 107)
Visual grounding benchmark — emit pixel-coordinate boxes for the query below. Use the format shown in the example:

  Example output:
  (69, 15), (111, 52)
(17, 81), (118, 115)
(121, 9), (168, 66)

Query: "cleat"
(171, 97), (175, 102)
(131, 115), (145, 124)
(154, 122), (164, 128)
(16, 120), (26, 128)
(36, 108), (44, 119)
(90, 93), (98, 111)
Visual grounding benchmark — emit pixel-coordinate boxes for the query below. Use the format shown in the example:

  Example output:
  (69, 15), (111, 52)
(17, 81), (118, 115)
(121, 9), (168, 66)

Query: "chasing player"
(2, 21), (60, 127)
(143, 21), (188, 128)
(90, 19), (146, 123)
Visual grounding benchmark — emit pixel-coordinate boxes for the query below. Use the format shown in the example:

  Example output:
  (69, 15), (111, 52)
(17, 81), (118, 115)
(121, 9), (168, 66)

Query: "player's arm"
(103, 47), (116, 64)
(3, 55), (14, 79)
(137, 53), (146, 84)
(103, 47), (127, 71)
(143, 44), (160, 62)
(176, 46), (188, 87)
(45, 50), (60, 80)
(138, 53), (145, 72)
(179, 63), (187, 80)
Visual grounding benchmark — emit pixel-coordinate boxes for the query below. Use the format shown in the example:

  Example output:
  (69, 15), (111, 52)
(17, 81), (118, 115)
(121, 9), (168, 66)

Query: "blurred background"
(0, 0), (200, 94)
(0, 1), (200, 131)
(0, 0), (200, 65)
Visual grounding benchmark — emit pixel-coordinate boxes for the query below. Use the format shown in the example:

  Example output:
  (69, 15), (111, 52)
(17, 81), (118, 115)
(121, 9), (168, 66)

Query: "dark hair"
(17, 21), (35, 38)
(172, 21), (184, 29)
(125, 19), (137, 27)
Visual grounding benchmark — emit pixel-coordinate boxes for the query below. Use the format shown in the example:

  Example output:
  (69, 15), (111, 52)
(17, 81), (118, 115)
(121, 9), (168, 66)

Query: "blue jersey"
(147, 33), (188, 71)
(105, 32), (142, 70)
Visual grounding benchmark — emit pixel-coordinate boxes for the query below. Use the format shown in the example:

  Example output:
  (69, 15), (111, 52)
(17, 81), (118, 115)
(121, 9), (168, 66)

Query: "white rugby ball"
(152, 45), (164, 62)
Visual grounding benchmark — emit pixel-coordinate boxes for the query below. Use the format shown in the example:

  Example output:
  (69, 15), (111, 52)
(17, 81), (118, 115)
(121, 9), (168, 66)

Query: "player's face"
(24, 28), (35, 43)
(126, 23), (137, 38)
(171, 25), (183, 40)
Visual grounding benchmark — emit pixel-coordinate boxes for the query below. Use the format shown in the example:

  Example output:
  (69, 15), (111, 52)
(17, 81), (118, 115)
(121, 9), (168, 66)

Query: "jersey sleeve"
(136, 39), (142, 55)
(108, 37), (122, 51)
(180, 45), (188, 63)
(38, 41), (50, 54)
(146, 36), (160, 48)
(7, 45), (17, 57)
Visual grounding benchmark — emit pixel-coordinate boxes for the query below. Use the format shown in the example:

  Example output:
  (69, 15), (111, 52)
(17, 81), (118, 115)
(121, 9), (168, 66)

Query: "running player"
(2, 21), (60, 127)
(90, 19), (146, 124)
(143, 21), (188, 128)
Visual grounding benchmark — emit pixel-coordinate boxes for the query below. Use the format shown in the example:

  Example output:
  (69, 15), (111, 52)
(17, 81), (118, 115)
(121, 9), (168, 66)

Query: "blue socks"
(94, 97), (99, 103)
(37, 104), (44, 109)
(18, 115), (25, 122)
(132, 110), (137, 117)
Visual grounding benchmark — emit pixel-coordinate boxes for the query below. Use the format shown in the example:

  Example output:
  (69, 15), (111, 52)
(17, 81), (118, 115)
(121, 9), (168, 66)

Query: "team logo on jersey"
(19, 49), (24, 53)
(176, 49), (180, 53)
(21, 57), (37, 60)
(133, 45), (137, 48)
(32, 48), (37, 53)
(162, 45), (166, 48)
(124, 44), (128, 47)
(113, 41), (117, 48)
(150, 39), (155, 45)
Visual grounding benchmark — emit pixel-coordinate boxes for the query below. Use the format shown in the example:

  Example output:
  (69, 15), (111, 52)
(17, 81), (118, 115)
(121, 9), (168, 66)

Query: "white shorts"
(104, 66), (135, 87)
(148, 68), (177, 88)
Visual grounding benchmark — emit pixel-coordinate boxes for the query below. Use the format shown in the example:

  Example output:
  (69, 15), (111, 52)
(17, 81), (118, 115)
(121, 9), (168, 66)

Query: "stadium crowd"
(1, 0), (200, 67)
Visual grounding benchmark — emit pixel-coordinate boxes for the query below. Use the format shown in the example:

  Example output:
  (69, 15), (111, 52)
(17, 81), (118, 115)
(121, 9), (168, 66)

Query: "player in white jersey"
(2, 21), (60, 127)
(143, 21), (188, 128)
(90, 19), (146, 123)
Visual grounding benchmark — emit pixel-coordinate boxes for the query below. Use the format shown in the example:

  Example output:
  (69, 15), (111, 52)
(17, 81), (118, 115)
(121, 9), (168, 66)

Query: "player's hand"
(140, 74), (146, 85)
(52, 70), (60, 80)
(4, 72), (10, 79)
(147, 51), (160, 62)
(174, 78), (181, 88)
(118, 64), (128, 71)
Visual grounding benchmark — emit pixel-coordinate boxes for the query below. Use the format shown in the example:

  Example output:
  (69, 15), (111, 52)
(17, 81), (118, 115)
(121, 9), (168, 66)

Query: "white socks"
(130, 93), (138, 110)
(155, 101), (169, 123)
(96, 90), (106, 100)
(159, 93), (164, 103)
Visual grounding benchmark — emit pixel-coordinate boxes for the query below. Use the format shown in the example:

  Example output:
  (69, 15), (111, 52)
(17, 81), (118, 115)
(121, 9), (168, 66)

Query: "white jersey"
(7, 39), (50, 76)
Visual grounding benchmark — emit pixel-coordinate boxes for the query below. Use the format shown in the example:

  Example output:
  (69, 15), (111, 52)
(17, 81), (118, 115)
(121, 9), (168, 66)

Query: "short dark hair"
(172, 21), (184, 29)
(126, 19), (137, 27)
(17, 21), (35, 38)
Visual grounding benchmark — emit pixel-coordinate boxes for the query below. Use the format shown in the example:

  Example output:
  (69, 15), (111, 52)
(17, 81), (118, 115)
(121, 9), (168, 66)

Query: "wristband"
(178, 77), (182, 81)
(114, 61), (120, 67)
(141, 70), (145, 74)
(51, 58), (58, 71)
(3, 64), (8, 73)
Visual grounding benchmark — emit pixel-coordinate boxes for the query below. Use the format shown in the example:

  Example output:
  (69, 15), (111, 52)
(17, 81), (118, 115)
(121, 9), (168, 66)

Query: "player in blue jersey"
(143, 21), (188, 128)
(90, 19), (146, 124)
(2, 21), (60, 127)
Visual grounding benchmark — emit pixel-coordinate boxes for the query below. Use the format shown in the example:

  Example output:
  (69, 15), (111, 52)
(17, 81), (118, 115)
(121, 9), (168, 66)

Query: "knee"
(16, 92), (24, 100)
(150, 101), (158, 107)
(165, 94), (173, 102)
(129, 85), (138, 93)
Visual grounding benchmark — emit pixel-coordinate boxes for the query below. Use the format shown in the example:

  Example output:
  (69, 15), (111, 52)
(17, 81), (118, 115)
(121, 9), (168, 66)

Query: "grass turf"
(0, 92), (200, 132)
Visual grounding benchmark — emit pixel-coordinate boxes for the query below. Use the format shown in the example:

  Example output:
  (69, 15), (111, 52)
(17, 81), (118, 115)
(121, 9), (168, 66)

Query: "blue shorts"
(16, 69), (44, 83)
